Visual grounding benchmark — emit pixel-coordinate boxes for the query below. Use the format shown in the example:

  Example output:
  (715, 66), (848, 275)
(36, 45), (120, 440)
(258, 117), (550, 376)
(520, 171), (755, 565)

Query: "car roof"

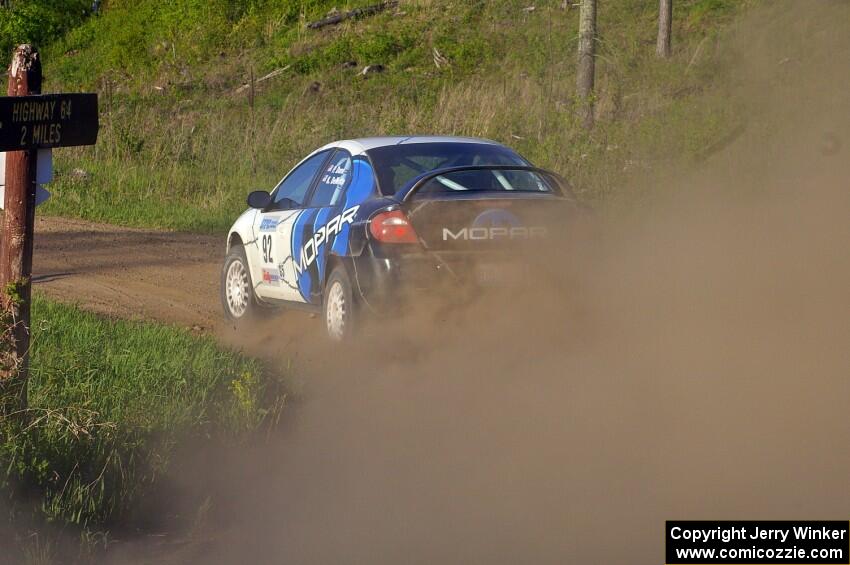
(317, 135), (503, 156)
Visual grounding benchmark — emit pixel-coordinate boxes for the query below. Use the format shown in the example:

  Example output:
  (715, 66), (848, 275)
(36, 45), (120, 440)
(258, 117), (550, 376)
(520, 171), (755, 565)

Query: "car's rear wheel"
(221, 245), (259, 322)
(324, 266), (356, 341)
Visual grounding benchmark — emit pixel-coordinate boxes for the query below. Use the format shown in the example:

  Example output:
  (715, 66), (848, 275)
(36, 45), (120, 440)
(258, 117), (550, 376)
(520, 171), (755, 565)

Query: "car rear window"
(413, 168), (556, 196)
(366, 142), (528, 195)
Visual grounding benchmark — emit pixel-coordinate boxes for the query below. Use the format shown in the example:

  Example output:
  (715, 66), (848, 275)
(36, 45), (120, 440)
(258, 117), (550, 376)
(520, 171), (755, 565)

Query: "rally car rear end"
(348, 165), (582, 312)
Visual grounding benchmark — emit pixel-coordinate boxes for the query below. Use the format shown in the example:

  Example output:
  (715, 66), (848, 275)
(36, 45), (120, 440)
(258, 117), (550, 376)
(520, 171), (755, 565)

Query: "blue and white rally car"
(221, 136), (580, 339)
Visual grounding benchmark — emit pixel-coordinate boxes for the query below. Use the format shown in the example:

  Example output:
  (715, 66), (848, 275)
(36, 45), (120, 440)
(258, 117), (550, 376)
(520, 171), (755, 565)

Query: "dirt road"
(33, 216), (223, 329)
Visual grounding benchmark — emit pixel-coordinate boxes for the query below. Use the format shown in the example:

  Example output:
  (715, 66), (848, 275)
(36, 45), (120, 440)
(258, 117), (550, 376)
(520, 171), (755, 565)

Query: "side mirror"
(247, 190), (272, 209)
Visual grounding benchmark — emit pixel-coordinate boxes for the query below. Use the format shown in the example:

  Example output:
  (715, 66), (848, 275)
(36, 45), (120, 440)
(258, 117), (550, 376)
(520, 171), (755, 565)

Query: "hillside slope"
(30, 0), (745, 230)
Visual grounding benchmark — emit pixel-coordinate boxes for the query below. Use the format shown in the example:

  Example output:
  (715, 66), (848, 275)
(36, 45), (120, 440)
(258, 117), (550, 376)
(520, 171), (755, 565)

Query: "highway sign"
(0, 93), (98, 151)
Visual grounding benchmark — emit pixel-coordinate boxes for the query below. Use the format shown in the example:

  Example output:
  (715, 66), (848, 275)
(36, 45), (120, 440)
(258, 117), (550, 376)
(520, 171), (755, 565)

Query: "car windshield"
(366, 142), (529, 195)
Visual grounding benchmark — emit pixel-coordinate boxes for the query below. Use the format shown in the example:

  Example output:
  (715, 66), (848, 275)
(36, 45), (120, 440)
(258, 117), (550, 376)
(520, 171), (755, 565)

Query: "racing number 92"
(261, 234), (273, 263)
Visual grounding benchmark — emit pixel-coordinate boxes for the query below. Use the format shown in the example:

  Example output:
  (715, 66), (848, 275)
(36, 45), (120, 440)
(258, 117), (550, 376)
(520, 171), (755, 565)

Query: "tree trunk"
(656, 0), (672, 58)
(576, 0), (597, 129)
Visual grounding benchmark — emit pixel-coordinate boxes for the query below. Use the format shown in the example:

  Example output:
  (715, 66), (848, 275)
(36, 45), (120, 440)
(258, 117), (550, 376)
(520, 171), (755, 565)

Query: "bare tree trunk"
(656, 0), (672, 58)
(576, 0), (597, 129)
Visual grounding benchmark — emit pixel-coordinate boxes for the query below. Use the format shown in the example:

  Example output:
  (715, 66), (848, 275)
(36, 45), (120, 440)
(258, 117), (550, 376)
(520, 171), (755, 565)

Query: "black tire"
(323, 265), (357, 341)
(221, 245), (260, 322)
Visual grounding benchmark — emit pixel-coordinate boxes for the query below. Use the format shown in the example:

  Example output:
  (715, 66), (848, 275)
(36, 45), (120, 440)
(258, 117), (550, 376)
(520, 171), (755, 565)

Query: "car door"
(251, 149), (331, 303)
(288, 149), (355, 304)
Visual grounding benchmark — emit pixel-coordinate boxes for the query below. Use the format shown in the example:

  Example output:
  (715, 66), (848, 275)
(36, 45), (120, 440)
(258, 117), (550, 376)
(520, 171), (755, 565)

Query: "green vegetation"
(23, 0), (749, 231)
(0, 0), (90, 58)
(1, 296), (286, 538)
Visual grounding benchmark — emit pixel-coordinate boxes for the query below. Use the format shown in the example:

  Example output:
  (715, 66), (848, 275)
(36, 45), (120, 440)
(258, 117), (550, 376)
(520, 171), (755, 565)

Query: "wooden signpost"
(0, 45), (98, 412)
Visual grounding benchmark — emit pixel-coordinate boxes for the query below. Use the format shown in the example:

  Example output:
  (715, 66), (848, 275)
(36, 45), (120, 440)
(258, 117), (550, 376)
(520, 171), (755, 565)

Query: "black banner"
(666, 521), (849, 564)
(0, 93), (98, 151)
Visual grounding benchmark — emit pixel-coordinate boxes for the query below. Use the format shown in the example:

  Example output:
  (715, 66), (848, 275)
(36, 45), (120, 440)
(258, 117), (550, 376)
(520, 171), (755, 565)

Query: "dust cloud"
(109, 2), (849, 563)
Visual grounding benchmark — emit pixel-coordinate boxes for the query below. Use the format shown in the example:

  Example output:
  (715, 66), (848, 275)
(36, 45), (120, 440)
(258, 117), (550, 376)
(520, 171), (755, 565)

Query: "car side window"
(271, 150), (330, 209)
(308, 150), (352, 207)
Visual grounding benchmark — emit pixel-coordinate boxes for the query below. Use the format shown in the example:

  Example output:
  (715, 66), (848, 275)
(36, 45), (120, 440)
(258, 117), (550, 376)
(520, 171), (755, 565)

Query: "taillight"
(369, 210), (419, 244)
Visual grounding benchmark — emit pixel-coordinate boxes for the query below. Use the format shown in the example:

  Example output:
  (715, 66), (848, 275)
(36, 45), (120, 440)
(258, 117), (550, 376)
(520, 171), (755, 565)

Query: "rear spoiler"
(396, 165), (577, 202)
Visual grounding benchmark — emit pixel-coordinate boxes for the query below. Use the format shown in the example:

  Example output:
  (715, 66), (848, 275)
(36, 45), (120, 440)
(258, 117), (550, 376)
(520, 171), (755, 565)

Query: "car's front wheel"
(324, 266), (356, 341)
(221, 245), (259, 322)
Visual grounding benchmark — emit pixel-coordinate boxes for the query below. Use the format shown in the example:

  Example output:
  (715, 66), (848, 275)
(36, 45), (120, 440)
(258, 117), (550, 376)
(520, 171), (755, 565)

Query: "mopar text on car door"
(251, 149), (332, 303)
(286, 149), (356, 303)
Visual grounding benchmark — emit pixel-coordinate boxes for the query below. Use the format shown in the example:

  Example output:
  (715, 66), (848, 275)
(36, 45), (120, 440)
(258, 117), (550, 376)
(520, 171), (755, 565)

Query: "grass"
(28, 0), (750, 231)
(0, 295), (286, 551)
